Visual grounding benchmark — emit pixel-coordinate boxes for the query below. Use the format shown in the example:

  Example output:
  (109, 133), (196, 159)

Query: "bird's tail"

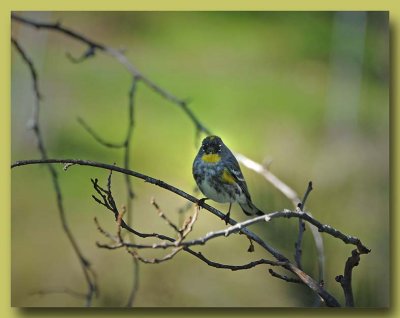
(239, 200), (264, 216)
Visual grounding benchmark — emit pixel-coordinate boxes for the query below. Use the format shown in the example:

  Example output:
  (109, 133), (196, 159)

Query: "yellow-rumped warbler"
(193, 135), (264, 223)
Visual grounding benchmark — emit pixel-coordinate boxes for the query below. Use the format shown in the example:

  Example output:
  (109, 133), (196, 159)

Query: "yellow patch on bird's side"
(202, 153), (221, 163)
(222, 169), (236, 184)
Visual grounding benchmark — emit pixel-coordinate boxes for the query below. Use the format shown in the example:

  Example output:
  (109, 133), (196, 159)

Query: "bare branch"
(94, 217), (116, 241)
(11, 38), (97, 306)
(179, 205), (199, 240)
(127, 246), (184, 264)
(174, 214), (271, 247)
(11, 37), (41, 101)
(286, 263), (340, 307)
(116, 206), (126, 241)
(11, 14), (105, 50)
(268, 211), (370, 254)
(335, 249), (361, 307)
(299, 181), (314, 211)
(67, 45), (96, 63)
(77, 117), (125, 148)
(294, 181), (313, 269)
(268, 269), (303, 284)
(102, 207), (369, 259)
(151, 198), (181, 235)
(12, 159), (371, 255)
(12, 159), (288, 259)
(187, 251), (286, 271)
(124, 77), (138, 203)
(90, 177), (173, 242)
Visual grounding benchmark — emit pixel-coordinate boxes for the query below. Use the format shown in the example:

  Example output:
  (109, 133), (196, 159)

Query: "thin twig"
(116, 206), (126, 242)
(286, 263), (339, 306)
(11, 39), (97, 306)
(127, 199), (198, 264)
(77, 117), (125, 148)
(268, 269), (303, 284)
(124, 77), (137, 204)
(151, 198), (181, 235)
(294, 181), (313, 269)
(11, 37), (41, 101)
(299, 181), (314, 211)
(179, 205), (199, 240)
(192, 252), (286, 271)
(94, 217), (116, 241)
(127, 247), (184, 264)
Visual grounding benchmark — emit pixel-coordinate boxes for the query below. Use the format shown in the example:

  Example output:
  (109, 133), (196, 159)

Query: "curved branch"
(11, 158), (371, 255)
(77, 117), (125, 148)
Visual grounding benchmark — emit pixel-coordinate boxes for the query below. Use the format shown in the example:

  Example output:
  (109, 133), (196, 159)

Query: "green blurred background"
(11, 11), (389, 307)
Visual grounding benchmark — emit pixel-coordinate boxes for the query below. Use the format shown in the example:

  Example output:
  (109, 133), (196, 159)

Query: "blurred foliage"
(11, 11), (388, 307)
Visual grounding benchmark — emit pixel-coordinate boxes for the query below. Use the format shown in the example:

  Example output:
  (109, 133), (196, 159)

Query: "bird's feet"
(223, 211), (231, 225)
(197, 197), (209, 208)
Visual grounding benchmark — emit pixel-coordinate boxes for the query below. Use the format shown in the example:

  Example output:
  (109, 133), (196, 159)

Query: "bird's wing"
(225, 156), (251, 200)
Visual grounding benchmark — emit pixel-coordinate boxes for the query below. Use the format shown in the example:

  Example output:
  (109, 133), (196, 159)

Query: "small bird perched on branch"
(193, 135), (264, 224)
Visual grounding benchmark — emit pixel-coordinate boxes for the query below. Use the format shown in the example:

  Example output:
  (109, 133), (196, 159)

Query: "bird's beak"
(205, 146), (216, 154)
